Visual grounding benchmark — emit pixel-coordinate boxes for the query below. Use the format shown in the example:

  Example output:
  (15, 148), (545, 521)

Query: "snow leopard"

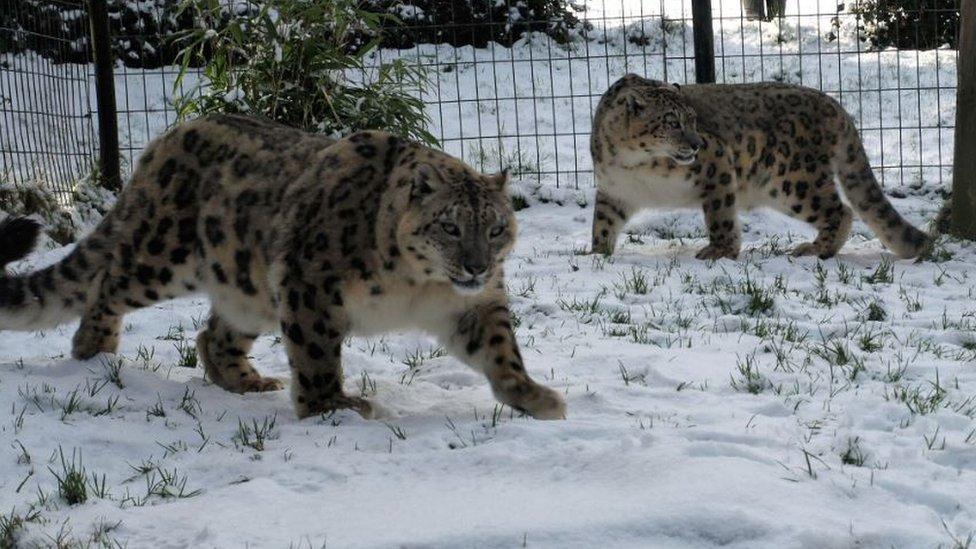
(591, 74), (929, 260)
(0, 114), (565, 420)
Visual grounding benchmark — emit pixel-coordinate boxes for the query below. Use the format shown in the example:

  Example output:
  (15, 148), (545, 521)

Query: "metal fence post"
(952, 0), (976, 239)
(88, 0), (121, 192)
(691, 0), (716, 84)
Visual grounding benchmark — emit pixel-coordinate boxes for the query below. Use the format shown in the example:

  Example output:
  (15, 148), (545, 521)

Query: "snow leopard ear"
(645, 78), (680, 91)
(411, 163), (443, 201)
(486, 168), (509, 192)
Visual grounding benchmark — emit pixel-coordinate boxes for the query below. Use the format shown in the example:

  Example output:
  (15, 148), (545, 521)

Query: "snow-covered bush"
(0, 171), (113, 245)
(0, 178), (74, 244)
(841, 0), (958, 50)
(1, 0), (586, 68)
(364, 0), (588, 48)
(0, 1), (91, 64)
(174, 0), (436, 143)
(0, 0), (204, 67)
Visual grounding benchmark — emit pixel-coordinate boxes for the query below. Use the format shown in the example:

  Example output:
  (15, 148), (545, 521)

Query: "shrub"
(363, 0), (588, 49)
(0, 169), (116, 245)
(0, 1), (87, 63)
(1, 0), (586, 68)
(174, 0), (436, 143)
(0, 0), (201, 66)
(0, 178), (75, 245)
(842, 0), (959, 50)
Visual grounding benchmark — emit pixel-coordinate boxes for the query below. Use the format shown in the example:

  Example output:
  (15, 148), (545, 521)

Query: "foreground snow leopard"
(591, 74), (930, 260)
(0, 114), (565, 420)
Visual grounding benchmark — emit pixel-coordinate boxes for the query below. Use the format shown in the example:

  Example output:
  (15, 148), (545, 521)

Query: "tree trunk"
(741, 0), (764, 20)
(951, 0), (976, 239)
(765, 0), (786, 19)
(741, 0), (786, 21)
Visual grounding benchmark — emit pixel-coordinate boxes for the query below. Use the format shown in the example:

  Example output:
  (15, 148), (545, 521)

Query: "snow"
(1, 188), (974, 547)
(1, 0), (973, 547)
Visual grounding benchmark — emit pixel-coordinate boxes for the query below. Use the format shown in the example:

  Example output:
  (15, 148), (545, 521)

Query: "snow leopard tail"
(833, 120), (930, 259)
(0, 217), (42, 269)
(0, 216), (106, 331)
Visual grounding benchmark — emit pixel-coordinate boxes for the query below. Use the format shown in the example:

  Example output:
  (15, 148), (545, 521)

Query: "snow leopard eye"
(440, 221), (460, 237)
(489, 225), (505, 238)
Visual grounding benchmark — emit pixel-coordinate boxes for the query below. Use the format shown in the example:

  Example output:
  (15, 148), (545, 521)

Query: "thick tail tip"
(0, 216), (42, 269)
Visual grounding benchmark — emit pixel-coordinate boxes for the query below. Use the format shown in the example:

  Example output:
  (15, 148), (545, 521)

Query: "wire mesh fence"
(1, 0), (98, 202)
(365, 0), (958, 189)
(0, 0), (961, 200)
(707, 0), (958, 192)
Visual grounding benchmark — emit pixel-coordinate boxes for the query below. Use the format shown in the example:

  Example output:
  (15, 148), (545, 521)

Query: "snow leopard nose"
(684, 131), (704, 151)
(462, 258), (488, 278)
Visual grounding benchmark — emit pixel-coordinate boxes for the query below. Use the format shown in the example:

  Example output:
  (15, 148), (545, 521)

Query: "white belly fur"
(341, 279), (470, 337)
(597, 163), (700, 209)
(207, 284), (278, 335)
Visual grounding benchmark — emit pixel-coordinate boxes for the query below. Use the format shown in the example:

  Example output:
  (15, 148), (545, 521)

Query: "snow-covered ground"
(1, 188), (974, 547)
(1, 0), (972, 547)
